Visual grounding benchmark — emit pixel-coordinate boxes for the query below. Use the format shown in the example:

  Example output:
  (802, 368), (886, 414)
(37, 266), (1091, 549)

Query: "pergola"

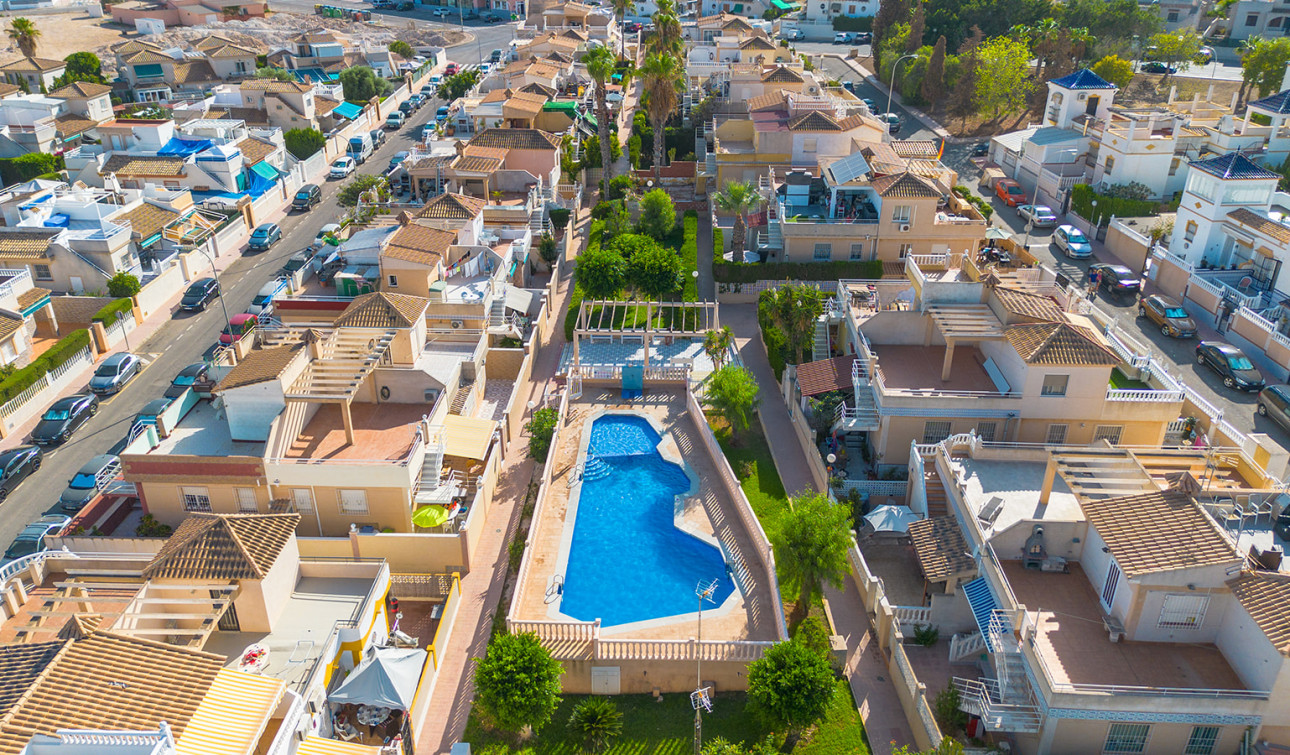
(924, 304), (1007, 381)
(1039, 446), (1157, 506)
(19, 580), (237, 647)
(571, 300), (719, 368)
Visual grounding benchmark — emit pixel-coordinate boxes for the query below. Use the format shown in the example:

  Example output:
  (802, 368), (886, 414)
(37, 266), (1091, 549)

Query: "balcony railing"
(1105, 387), (1185, 402)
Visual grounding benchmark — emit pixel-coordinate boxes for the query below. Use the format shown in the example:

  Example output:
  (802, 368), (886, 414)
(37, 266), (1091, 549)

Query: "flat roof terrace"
(283, 402), (423, 461)
(1002, 561), (1248, 691)
(511, 388), (780, 649)
(874, 344), (1002, 394)
(152, 399), (266, 457)
(949, 456), (1082, 533)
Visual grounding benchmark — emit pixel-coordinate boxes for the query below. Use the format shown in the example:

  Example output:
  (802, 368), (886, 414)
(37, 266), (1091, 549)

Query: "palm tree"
(567, 698), (624, 753)
(638, 52), (682, 176)
(610, 0), (634, 58)
(704, 326), (734, 369)
(776, 492), (853, 629)
(713, 180), (761, 263)
(647, 0), (683, 56)
(584, 45), (630, 188)
(7, 18), (39, 59)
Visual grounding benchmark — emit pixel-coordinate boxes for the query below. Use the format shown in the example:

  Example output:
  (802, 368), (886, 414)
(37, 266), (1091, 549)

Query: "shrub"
(715, 260), (883, 283)
(794, 616), (832, 657)
(605, 174), (633, 201)
(0, 153), (63, 185)
(952, 185), (993, 220)
(566, 697), (623, 753)
(548, 207), (571, 230)
(507, 537), (525, 570)
(626, 242), (683, 298)
(388, 40), (415, 58)
(135, 514), (173, 538)
(912, 623), (940, 646)
(627, 133), (642, 168)
(1070, 183), (1156, 224)
(474, 632), (564, 735)
(590, 200), (618, 220)
(680, 210), (698, 301)
(713, 226), (725, 257)
(106, 272), (140, 299)
(538, 233), (559, 265)
(637, 188), (676, 240)
(565, 221), (603, 341)
(933, 685), (969, 734)
(526, 407), (559, 462)
(284, 128), (326, 160)
(746, 639), (835, 735)
(576, 242), (627, 299)
(91, 297), (134, 325)
(832, 15), (873, 31)
(338, 66), (393, 102)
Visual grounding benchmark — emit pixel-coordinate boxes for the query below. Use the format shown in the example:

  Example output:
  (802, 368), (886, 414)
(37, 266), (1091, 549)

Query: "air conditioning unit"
(451, 319), (464, 329)
(900, 224), (911, 232)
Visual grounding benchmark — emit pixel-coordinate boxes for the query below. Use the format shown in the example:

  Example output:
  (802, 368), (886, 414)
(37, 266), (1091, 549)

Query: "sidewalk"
(413, 206), (587, 755)
(723, 302), (916, 755)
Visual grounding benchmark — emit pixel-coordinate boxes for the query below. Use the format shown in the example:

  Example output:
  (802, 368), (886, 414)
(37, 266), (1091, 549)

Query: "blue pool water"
(560, 414), (736, 627)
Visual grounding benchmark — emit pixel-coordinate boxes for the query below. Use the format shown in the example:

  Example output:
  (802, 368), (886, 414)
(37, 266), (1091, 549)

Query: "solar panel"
(827, 151), (870, 186)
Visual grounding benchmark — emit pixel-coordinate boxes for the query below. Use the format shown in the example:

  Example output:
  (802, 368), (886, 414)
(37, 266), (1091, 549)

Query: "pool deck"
(512, 388), (781, 646)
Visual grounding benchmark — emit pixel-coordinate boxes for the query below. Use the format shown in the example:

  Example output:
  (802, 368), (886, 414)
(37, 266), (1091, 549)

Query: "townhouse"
(530, 0), (620, 45)
(0, 58), (66, 94)
(269, 31), (401, 82)
(112, 40), (225, 103)
(0, 265), (57, 368)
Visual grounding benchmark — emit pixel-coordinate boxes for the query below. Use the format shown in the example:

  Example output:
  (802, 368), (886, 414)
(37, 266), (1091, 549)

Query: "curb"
(824, 54), (981, 144)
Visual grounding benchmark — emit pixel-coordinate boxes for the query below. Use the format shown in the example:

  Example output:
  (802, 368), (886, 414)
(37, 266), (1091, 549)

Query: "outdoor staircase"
(922, 466), (949, 518)
(951, 610), (1044, 734)
(582, 453), (612, 481)
(760, 195), (782, 251)
(449, 379), (474, 415)
(488, 297), (507, 329)
(813, 316), (833, 362)
(414, 428), (448, 504)
(832, 358), (879, 433)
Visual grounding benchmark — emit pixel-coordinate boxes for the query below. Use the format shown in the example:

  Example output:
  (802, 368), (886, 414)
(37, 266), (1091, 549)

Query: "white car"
(782, 28), (804, 40)
(431, 7), (451, 16)
(329, 157), (356, 179)
(1018, 204), (1058, 228)
(1053, 224), (1093, 259)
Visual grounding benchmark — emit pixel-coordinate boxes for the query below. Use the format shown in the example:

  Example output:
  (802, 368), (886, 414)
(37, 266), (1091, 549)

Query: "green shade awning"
(134, 63), (163, 78)
(579, 110), (598, 128)
(543, 101), (578, 114)
(250, 161), (280, 181)
(771, 0), (799, 9)
(412, 505), (451, 528)
(333, 101), (363, 120)
(19, 292), (49, 318)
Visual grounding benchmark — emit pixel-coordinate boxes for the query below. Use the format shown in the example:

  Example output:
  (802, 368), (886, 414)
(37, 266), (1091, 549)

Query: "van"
(246, 278), (290, 317)
(347, 132), (373, 164)
(292, 183), (321, 212)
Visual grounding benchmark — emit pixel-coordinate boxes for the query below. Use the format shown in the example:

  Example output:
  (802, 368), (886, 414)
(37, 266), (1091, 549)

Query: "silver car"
(88, 352), (140, 396)
(1018, 204), (1058, 228)
(1053, 224), (1092, 259)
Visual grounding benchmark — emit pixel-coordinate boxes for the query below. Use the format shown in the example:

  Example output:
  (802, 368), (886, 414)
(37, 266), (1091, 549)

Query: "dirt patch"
(0, 14), (132, 61)
(1113, 73), (1241, 109)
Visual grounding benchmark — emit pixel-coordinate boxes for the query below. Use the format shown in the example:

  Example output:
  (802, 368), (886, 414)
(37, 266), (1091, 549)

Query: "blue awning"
(157, 137), (212, 156)
(333, 101), (363, 120)
(962, 577), (1007, 651)
(19, 291), (49, 318)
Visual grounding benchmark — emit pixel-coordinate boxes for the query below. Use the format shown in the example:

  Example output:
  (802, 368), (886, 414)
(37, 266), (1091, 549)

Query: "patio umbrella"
(412, 505), (450, 528)
(985, 227), (1012, 240)
(864, 504), (922, 533)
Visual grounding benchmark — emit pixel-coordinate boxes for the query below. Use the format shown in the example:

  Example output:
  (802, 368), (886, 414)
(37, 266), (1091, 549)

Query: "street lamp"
(191, 246), (233, 346)
(884, 53), (919, 131)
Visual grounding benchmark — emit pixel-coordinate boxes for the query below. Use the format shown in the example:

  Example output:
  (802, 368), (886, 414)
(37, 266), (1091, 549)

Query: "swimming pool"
(559, 414), (736, 627)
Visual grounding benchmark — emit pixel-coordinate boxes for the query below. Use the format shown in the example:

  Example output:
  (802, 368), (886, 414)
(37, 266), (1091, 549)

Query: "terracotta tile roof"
(452, 153), (504, 173)
(383, 224), (455, 267)
(788, 110), (841, 131)
(0, 313), (20, 343)
(15, 287), (48, 311)
(226, 106), (270, 126)
(240, 79), (313, 93)
(740, 35), (777, 51)
(56, 614), (102, 641)
(762, 65), (804, 83)
(296, 31), (339, 44)
(143, 513), (301, 580)
(215, 342), (305, 392)
(0, 229), (58, 260)
(1005, 321), (1120, 366)
(859, 142), (905, 174)
(102, 154), (186, 177)
(0, 84), (18, 98)
(0, 642), (65, 718)
(908, 516), (975, 582)
(1080, 490), (1239, 577)
(0, 57), (65, 72)
(418, 192), (487, 220)
(748, 91), (786, 112)
(237, 136), (277, 165)
(171, 59), (220, 85)
(504, 91), (548, 117)
(0, 632), (225, 751)
(114, 40), (164, 55)
(1228, 572), (1290, 654)
(794, 355), (855, 397)
(336, 291), (429, 328)
(192, 34), (237, 51)
(467, 127), (561, 151)
(48, 81), (112, 99)
(480, 88), (509, 104)
(559, 28), (589, 40)
(722, 17), (754, 31)
(520, 82), (557, 97)
(870, 171), (941, 198)
(1227, 208), (1290, 244)
(545, 51), (574, 63)
(121, 48), (173, 65)
(53, 113), (97, 140)
(205, 43), (258, 59)
(314, 96), (340, 116)
(116, 202), (180, 241)
(891, 140), (941, 159)
(556, 1), (593, 15)
(697, 11), (741, 25)
(992, 287), (1064, 322)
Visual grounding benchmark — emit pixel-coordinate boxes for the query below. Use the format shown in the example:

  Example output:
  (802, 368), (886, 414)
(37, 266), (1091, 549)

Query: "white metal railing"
(1105, 387), (1185, 402)
(951, 677), (1044, 732)
(840, 478), (909, 497)
(1238, 305), (1290, 351)
(0, 268), (33, 302)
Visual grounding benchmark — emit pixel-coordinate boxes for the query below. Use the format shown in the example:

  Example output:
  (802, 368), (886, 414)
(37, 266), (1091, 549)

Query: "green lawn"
(709, 417), (790, 542)
(463, 680), (869, 755)
(1109, 368), (1153, 391)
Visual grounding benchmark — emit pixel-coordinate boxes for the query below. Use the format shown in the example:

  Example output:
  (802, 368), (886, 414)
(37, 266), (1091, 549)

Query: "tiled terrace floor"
(873, 344), (1000, 393)
(285, 402), (424, 461)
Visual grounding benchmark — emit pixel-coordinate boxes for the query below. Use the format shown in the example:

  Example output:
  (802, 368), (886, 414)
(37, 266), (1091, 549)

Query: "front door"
(1253, 253), (1281, 292)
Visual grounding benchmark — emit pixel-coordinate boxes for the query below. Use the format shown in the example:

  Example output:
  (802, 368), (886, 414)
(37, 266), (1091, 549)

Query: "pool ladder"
(582, 455), (612, 481)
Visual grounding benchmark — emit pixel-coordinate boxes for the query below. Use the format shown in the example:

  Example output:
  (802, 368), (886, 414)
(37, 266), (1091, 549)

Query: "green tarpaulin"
(250, 161), (280, 181)
(771, 0), (799, 9)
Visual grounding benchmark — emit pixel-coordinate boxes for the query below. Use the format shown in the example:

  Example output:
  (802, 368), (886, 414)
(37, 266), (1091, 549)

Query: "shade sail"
(443, 414), (495, 460)
(863, 504), (921, 533)
(297, 736), (385, 755)
(251, 161), (280, 180)
(412, 505), (451, 528)
(327, 647), (428, 710)
(333, 101), (363, 120)
(175, 669), (286, 755)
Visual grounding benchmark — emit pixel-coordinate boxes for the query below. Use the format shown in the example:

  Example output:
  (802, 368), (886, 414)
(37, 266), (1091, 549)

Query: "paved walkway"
(697, 208), (715, 301)
(413, 208), (587, 755)
(723, 302), (915, 755)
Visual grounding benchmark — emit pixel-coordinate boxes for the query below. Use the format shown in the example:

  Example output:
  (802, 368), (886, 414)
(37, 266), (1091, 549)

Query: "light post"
(115, 311), (131, 354)
(884, 53), (918, 131)
(191, 246), (233, 343)
(1021, 148), (1078, 251)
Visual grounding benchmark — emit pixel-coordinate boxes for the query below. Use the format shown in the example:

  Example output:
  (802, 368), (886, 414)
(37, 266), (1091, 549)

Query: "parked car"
(0, 446), (41, 502)
(4, 514), (70, 561)
(281, 249), (315, 280)
(30, 393), (98, 445)
(782, 27), (804, 40)
(435, 105), (451, 121)
(314, 223), (342, 250)
(971, 142), (990, 157)
(431, 6), (451, 15)
(180, 277), (220, 311)
(994, 178), (1025, 206)
(1017, 204), (1058, 228)
(1088, 263), (1140, 295)
(490, 48), (503, 62)
(1142, 61), (1176, 75)
(247, 277), (291, 317)
(399, 100), (415, 116)
(1052, 224), (1092, 258)
(875, 112), (900, 133)
(421, 84), (437, 96)
(292, 183), (322, 212)
(369, 128), (386, 147)
(133, 398), (173, 430)
(410, 93), (427, 108)
(220, 313), (259, 346)
(397, 0), (413, 9)
(59, 454), (121, 512)
(89, 353), (140, 396)
(1138, 294), (1196, 337)
(1197, 341), (1266, 391)
(247, 223), (281, 252)
(854, 32), (872, 44)
(330, 157), (356, 179)
(445, 63), (458, 75)
(1258, 385), (1290, 431)
(165, 363), (211, 399)
(388, 151), (410, 173)
(1197, 45), (1215, 62)
(386, 111), (406, 129)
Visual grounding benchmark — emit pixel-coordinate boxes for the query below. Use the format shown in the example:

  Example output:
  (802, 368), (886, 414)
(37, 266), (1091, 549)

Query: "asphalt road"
(0, 93), (446, 553)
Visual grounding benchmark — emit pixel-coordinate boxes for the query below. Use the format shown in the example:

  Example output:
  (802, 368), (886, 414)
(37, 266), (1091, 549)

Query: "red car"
(444, 63), (458, 75)
(994, 179), (1025, 207)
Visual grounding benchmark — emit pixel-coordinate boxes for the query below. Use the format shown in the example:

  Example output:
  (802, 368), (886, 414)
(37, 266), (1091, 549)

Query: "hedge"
(91, 298), (134, 325)
(0, 153), (64, 185)
(714, 259), (884, 283)
(832, 15), (873, 31)
(713, 227), (724, 259)
(1070, 184), (1156, 225)
(565, 220), (605, 341)
(680, 210), (698, 302)
(0, 328), (92, 405)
